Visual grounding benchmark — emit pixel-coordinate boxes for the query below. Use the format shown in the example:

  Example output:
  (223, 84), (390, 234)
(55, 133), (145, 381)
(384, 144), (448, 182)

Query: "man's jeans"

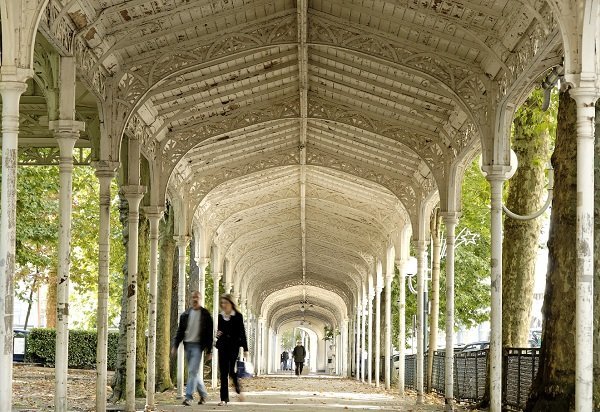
(184, 343), (208, 400)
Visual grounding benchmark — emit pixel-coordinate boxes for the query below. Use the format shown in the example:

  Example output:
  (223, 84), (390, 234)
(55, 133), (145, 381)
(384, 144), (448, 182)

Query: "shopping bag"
(236, 359), (254, 379)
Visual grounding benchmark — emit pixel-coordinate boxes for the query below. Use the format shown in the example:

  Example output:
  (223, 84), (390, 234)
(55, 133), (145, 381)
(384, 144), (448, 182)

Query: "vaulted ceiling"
(34, 0), (562, 328)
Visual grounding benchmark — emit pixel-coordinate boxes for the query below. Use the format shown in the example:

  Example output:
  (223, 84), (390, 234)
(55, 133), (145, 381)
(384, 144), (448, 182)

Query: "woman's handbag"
(236, 359), (255, 379)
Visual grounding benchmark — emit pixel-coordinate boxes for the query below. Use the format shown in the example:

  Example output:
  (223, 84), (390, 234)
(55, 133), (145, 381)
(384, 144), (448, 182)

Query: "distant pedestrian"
(292, 341), (306, 376)
(215, 294), (249, 406)
(281, 350), (289, 370)
(172, 291), (213, 406)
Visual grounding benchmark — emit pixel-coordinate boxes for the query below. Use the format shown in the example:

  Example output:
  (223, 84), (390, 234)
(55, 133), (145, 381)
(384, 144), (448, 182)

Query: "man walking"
(281, 350), (289, 371)
(172, 291), (214, 406)
(292, 341), (306, 376)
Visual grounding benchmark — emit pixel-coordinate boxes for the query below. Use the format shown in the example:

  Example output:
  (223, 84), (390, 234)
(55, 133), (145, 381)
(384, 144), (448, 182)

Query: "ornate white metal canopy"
(19, 0), (563, 333)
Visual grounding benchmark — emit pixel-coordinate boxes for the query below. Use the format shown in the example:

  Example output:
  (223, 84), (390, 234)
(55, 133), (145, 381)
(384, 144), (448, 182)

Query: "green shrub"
(25, 328), (119, 370)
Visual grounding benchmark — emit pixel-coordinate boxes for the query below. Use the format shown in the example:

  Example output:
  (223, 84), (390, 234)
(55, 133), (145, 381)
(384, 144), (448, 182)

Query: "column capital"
(569, 86), (600, 106)
(195, 257), (210, 267)
(415, 240), (427, 251)
(49, 119), (86, 135)
(174, 235), (190, 247)
(121, 186), (147, 215)
(440, 211), (460, 225)
(0, 66), (33, 83)
(0, 76), (30, 96)
(93, 160), (120, 178)
(481, 165), (511, 182)
(142, 206), (165, 220)
(212, 272), (222, 281)
(121, 185), (147, 200)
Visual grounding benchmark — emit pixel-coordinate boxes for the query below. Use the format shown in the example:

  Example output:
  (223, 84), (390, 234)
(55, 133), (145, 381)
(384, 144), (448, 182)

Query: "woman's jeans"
(218, 350), (241, 402)
(184, 343), (208, 400)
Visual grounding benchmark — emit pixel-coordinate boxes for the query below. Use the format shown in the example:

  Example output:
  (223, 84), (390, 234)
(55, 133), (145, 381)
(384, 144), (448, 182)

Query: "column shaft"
(375, 283), (382, 387)
(354, 304), (362, 381)
(360, 299), (366, 382)
(488, 176), (504, 412)
(122, 186), (146, 412)
(397, 260), (406, 396)
(0, 81), (28, 412)
(52, 124), (82, 412)
(257, 318), (264, 375)
(443, 214), (458, 411)
(416, 242), (427, 404)
(145, 210), (163, 410)
(384, 275), (393, 389)
(176, 238), (189, 398)
(212, 273), (222, 387)
(342, 319), (349, 376)
(427, 218), (442, 393)
(367, 292), (374, 384)
(94, 163), (117, 412)
(571, 90), (597, 412)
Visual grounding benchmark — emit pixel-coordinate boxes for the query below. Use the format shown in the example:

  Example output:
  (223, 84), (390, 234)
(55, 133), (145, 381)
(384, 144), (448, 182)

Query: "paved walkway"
(153, 375), (455, 411)
(12, 365), (457, 411)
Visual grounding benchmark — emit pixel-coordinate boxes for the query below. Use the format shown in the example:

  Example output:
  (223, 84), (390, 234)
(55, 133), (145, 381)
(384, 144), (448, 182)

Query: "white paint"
(144, 209), (163, 411)
(122, 184), (146, 412)
(175, 236), (188, 398)
(51, 120), (83, 412)
(0, 79), (28, 412)
(93, 161), (118, 412)
(486, 175), (505, 412)
(571, 89), (598, 412)
(374, 259), (383, 387)
(415, 240), (427, 405)
(367, 280), (374, 385)
(442, 213), (458, 411)
(211, 271), (221, 388)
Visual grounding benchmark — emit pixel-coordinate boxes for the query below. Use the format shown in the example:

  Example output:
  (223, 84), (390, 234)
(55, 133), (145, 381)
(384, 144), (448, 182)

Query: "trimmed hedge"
(25, 328), (119, 370)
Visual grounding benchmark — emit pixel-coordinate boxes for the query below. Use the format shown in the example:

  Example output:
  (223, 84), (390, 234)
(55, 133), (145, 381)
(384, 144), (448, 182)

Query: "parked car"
(392, 353), (400, 370)
(13, 329), (30, 362)
(460, 341), (489, 352)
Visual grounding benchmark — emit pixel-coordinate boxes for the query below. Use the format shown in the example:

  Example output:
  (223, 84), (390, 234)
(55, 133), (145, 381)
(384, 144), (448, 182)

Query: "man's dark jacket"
(293, 345), (306, 362)
(172, 307), (214, 354)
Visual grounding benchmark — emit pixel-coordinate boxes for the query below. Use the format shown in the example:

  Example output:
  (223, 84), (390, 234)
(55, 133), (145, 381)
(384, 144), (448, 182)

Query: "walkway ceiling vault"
(33, 0), (563, 327)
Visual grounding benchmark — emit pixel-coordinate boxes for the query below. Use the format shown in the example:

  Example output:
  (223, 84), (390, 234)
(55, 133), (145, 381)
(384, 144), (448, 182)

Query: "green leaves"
(12, 163), (125, 329)
(25, 328), (119, 370)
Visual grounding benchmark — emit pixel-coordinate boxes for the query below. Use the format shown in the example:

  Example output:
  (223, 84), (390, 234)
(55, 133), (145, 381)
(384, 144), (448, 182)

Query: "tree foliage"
(13, 163), (124, 330)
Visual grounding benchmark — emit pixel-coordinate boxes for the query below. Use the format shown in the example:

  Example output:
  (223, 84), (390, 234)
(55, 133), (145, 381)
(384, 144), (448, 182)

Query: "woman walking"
(215, 294), (249, 406)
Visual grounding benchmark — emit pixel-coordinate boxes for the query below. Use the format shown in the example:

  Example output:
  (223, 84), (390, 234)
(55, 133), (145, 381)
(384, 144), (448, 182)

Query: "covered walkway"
(1, 1), (600, 412)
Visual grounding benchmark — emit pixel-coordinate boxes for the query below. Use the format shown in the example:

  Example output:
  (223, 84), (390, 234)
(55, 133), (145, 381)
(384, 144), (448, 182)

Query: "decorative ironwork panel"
(454, 349), (488, 402)
(18, 148), (92, 166)
(503, 348), (541, 411)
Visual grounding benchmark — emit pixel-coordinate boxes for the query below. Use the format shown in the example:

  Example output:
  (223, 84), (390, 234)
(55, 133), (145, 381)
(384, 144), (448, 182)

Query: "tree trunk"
(156, 205), (175, 392)
(110, 193), (129, 402)
(593, 100), (600, 410)
(502, 89), (550, 347)
(135, 215), (150, 397)
(170, 245), (180, 382)
(427, 208), (441, 392)
(526, 88), (576, 412)
(46, 270), (57, 328)
(189, 234), (199, 293)
(23, 275), (37, 330)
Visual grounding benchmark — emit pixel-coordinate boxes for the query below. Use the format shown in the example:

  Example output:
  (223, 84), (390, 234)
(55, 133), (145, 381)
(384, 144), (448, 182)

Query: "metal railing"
(402, 347), (540, 411)
(503, 348), (540, 411)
